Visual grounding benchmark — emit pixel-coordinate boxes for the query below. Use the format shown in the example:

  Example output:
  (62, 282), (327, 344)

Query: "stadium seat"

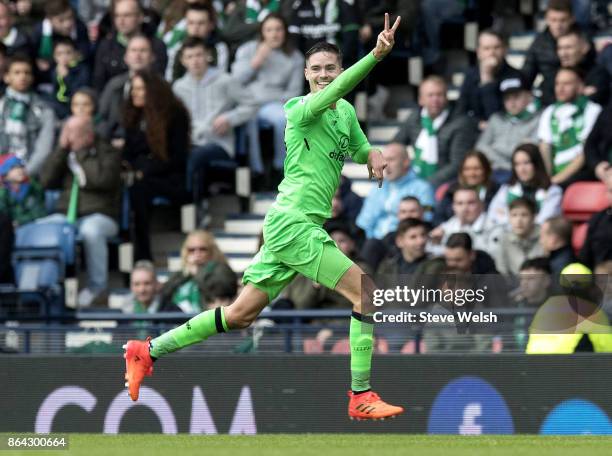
(562, 181), (608, 222)
(572, 222), (588, 255)
(435, 182), (451, 202)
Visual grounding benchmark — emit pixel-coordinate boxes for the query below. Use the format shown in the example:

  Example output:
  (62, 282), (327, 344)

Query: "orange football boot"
(348, 391), (404, 420)
(123, 337), (154, 401)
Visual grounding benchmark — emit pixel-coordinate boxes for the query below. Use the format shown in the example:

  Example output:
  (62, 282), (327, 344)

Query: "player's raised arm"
(306, 13), (401, 117)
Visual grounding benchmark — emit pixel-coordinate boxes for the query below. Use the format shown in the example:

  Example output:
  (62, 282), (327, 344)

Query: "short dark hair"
(478, 28), (507, 46)
(453, 185), (479, 201)
(180, 36), (209, 54)
(52, 36), (76, 52)
(509, 196), (537, 215)
(6, 53), (32, 72)
(305, 42), (342, 66)
(396, 218), (429, 236)
(556, 65), (585, 81)
(400, 195), (421, 205)
(520, 257), (551, 274)
(544, 216), (573, 245)
(446, 232), (473, 251)
(546, 0), (573, 13)
(45, 0), (72, 17)
(557, 29), (586, 42)
(72, 87), (98, 111)
(186, 3), (215, 23)
(510, 143), (551, 190)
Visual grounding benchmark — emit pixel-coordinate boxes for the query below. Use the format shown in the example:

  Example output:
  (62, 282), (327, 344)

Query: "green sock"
(149, 307), (228, 359)
(350, 312), (374, 392)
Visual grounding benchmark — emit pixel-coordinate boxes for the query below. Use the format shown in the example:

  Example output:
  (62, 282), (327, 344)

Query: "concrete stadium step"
(367, 121), (402, 143)
(224, 214), (265, 235)
(167, 252), (254, 274)
(214, 233), (260, 255)
(507, 51), (526, 70)
(342, 161), (369, 180)
(251, 192), (277, 215)
(509, 32), (536, 52)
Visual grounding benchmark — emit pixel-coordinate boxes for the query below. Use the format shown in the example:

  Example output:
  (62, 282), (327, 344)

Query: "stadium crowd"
(0, 0), (610, 345)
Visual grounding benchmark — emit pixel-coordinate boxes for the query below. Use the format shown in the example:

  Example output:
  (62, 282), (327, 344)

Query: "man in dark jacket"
(457, 29), (523, 128)
(38, 116), (121, 306)
(557, 29), (609, 106)
(92, 0), (167, 93)
(522, 0), (576, 106)
(585, 103), (612, 182)
(580, 171), (612, 269)
(0, 2), (33, 57)
(393, 75), (478, 187)
(539, 216), (575, 278)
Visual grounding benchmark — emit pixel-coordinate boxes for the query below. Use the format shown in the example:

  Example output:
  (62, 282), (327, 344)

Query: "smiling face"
(304, 51), (342, 94)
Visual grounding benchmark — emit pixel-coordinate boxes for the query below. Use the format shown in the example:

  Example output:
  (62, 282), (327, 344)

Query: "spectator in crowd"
(167, 3), (229, 81)
(493, 197), (545, 276)
(513, 257), (553, 308)
(78, 0), (111, 28)
(0, 211), (13, 283)
(232, 13), (303, 181)
(38, 115), (121, 306)
(538, 67), (601, 187)
(122, 69), (190, 261)
(159, 230), (237, 312)
(70, 87), (96, 119)
(557, 29), (610, 106)
(420, 0), (466, 70)
(0, 1), (32, 57)
(522, 0), (576, 106)
(31, 0), (91, 84)
(0, 42), (6, 95)
(585, 103), (612, 182)
(284, 0), (360, 68)
(430, 187), (491, 254)
(433, 150), (500, 226)
(222, 0), (281, 54)
(488, 143), (563, 227)
(0, 55), (55, 177)
(422, 232), (498, 275)
(96, 34), (156, 140)
(356, 142), (434, 239)
(93, 0), (167, 92)
(393, 76), (478, 187)
(124, 260), (162, 313)
(457, 29), (523, 128)
(579, 169), (612, 269)
(476, 77), (541, 181)
(361, 196), (425, 271)
(377, 218), (430, 275)
(11, 0), (44, 34)
(0, 154), (45, 227)
(173, 38), (255, 200)
(539, 215), (575, 277)
(281, 220), (370, 310)
(334, 175), (363, 224)
(47, 37), (90, 119)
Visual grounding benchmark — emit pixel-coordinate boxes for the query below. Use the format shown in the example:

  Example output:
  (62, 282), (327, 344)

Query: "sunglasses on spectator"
(187, 246), (209, 253)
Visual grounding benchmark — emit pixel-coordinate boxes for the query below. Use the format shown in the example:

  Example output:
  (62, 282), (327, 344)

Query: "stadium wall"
(2, 355), (612, 435)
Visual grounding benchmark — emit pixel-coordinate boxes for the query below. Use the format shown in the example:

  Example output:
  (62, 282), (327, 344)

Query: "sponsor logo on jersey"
(329, 151), (346, 162)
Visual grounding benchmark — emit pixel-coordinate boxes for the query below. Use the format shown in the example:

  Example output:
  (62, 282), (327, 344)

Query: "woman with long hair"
(433, 150), (499, 226)
(122, 69), (191, 261)
(488, 143), (563, 226)
(231, 12), (304, 184)
(159, 230), (237, 312)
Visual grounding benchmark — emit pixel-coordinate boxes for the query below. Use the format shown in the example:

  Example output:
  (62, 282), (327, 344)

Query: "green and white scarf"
(550, 95), (588, 174)
(506, 182), (546, 210)
(172, 280), (202, 313)
(4, 88), (31, 159)
(245, 0), (280, 23)
(413, 108), (449, 179)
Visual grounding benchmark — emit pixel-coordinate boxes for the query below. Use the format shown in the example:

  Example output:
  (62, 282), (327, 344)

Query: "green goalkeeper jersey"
(273, 52), (379, 223)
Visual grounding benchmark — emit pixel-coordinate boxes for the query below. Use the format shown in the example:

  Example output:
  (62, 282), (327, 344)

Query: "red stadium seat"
(562, 181), (608, 222)
(572, 222), (589, 255)
(435, 182), (451, 202)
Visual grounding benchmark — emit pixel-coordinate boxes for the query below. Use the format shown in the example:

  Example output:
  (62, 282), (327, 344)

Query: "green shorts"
(242, 207), (354, 301)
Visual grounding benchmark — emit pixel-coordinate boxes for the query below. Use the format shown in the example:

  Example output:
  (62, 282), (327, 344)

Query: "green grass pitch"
(3, 434), (612, 456)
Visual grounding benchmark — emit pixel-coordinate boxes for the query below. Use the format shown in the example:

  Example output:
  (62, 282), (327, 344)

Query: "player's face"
(305, 51), (342, 93)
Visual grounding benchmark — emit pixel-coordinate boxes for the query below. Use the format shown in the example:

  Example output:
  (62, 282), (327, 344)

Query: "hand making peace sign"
(373, 13), (401, 61)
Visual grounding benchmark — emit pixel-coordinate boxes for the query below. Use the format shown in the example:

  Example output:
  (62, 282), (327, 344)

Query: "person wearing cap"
(476, 76), (541, 183)
(456, 29), (523, 129)
(537, 67), (601, 187)
(0, 154), (46, 227)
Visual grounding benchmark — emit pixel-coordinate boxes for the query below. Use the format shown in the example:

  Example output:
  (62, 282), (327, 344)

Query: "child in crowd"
(0, 154), (46, 227)
(493, 197), (544, 276)
(49, 37), (90, 118)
